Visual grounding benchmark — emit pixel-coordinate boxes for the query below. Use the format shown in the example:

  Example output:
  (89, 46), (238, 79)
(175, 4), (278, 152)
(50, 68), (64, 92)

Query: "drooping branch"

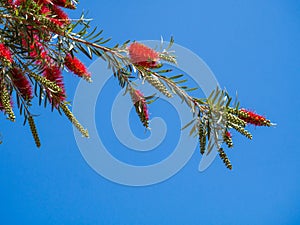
(0, 0), (274, 170)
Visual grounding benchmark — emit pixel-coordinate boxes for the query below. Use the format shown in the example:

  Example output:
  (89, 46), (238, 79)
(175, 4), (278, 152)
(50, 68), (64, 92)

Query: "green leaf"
(166, 36), (174, 50)
(169, 74), (184, 80)
(189, 122), (198, 136)
(97, 38), (112, 45)
(181, 118), (196, 130)
(207, 89), (215, 103)
(156, 69), (173, 74)
(76, 43), (92, 59)
(186, 87), (198, 92)
(175, 79), (187, 84)
(144, 93), (157, 100)
(211, 88), (220, 104)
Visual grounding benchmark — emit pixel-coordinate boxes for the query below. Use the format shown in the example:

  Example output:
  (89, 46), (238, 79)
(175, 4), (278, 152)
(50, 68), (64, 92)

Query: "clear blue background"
(1, 0), (299, 224)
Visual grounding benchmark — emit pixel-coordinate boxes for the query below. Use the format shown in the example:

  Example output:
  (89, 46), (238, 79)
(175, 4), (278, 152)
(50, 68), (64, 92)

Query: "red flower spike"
(52, 0), (76, 9)
(11, 68), (33, 100)
(40, 5), (51, 15)
(43, 65), (66, 104)
(23, 36), (52, 65)
(50, 5), (70, 26)
(37, 0), (52, 4)
(130, 89), (150, 128)
(0, 43), (13, 65)
(239, 109), (271, 127)
(13, 0), (25, 6)
(134, 90), (149, 121)
(64, 54), (91, 82)
(128, 42), (159, 68)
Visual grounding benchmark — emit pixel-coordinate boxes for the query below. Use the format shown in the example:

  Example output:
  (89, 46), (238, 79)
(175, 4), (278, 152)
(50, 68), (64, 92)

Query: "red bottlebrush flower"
(23, 36), (51, 65)
(128, 42), (159, 68)
(50, 5), (70, 26)
(134, 90), (149, 121)
(13, 0), (25, 6)
(64, 54), (91, 82)
(11, 68), (33, 100)
(48, 17), (64, 27)
(130, 89), (150, 128)
(40, 5), (51, 15)
(35, 0), (52, 4)
(0, 43), (13, 65)
(52, 0), (76, 9)
(239, 109), (271, 127)
(43, 65), (66, 103)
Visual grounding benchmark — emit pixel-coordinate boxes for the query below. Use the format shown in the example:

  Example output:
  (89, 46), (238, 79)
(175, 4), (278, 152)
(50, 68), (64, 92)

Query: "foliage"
(0, 0), (274, 169)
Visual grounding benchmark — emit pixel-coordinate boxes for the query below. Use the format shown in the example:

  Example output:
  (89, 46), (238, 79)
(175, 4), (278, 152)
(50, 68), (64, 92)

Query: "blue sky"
(1, 0), (300, 224)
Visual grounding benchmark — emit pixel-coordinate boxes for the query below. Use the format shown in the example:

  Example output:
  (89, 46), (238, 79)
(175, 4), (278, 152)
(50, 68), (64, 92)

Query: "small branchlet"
(226, 112), (247, 127)
(37, 16), (65, 35)
(30, 73), (62, 93)
(159, 53), (177, 65)
(0, 85), (15, 121)
(28, 116), (41, 148)
(144, 74), (173, 98)
(228, 122), (252, 140)
(198, 122), (206, 155)
(218, 148), (232, 170)
(60, 102), (89, 137)
(227, 107), (249, 118)
(223, 131), (233, 148)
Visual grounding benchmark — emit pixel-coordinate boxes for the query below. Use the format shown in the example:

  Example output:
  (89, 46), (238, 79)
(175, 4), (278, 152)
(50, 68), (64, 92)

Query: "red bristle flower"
(52, 0), (76, 9)
(239, 109), (271, 127)
(11, 68), (33, 100)
(0, 43), (13, 65)
(128, 42), (159, 68)
(130, 89), (150, 128)
(35, 0), (52, 4)
(64, 54), (91, 81)
(48, 17), (64, 27)
(43, 65), (66, 103)
(40, 5), (51, 15)
(50, 5), (70, 26)
(13, 0), (25, 6)
(134, 90), (149, 121)
(24, 36), (51, 65)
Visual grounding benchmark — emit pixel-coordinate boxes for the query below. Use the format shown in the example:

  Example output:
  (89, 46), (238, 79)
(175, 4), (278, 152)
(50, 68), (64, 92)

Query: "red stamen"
(128, 42), (159, 68)
(239, 109), (270, 126)
(11, 68), (33, 100)
(64, 54), (91, 81)
(0, 43), (13, 64)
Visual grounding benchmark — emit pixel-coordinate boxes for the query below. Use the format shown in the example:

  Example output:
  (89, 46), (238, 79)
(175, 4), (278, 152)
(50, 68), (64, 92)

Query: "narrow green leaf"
(189, 123), (198, 136)
(181, 119), (196, 131)
(186, 87), (198, 92)
(169, 74), (184, 80)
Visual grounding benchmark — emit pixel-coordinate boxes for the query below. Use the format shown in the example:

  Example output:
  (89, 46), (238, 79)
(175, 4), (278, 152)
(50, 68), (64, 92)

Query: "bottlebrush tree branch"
(0, 0), (274, 170)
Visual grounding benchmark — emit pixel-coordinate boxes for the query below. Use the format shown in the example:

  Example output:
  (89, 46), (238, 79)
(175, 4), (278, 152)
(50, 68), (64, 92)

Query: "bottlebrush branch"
(0, 0), (274, 170)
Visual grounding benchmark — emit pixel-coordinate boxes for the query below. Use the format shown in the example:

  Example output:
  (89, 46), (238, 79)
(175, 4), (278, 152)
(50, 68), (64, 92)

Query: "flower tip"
(128, 42), (159, 68)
